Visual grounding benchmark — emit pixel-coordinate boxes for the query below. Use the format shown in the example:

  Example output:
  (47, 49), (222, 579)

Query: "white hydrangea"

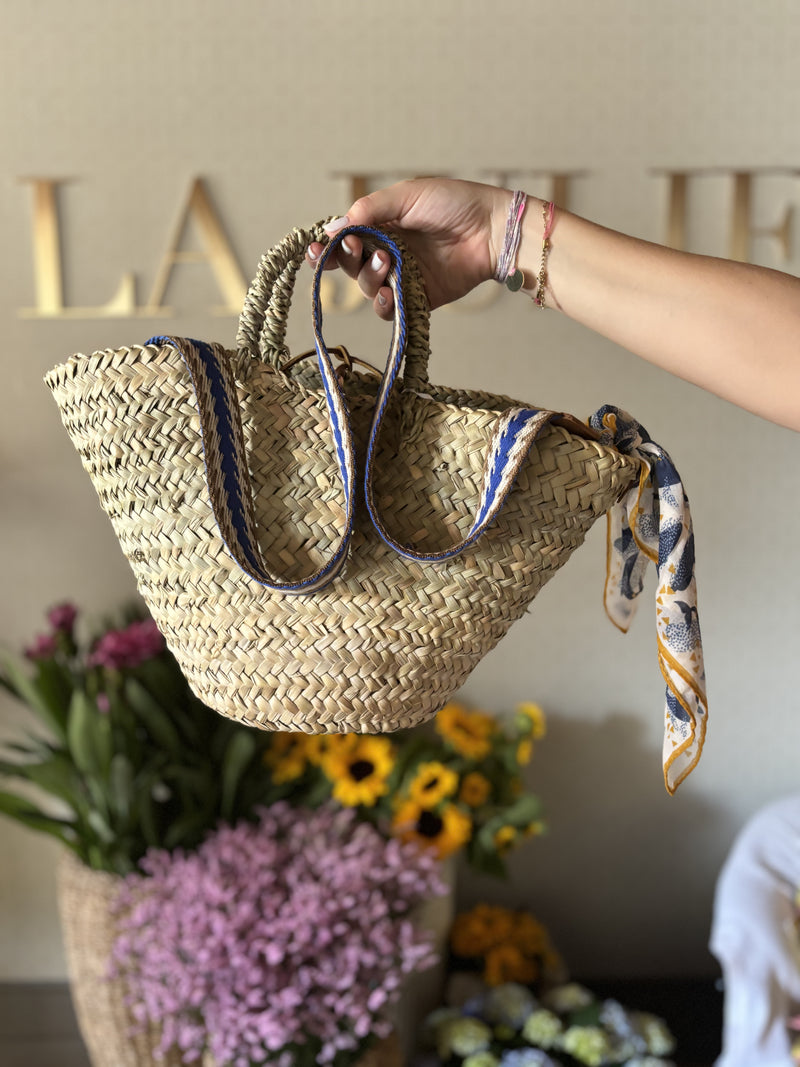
(540, 982), (595, 1014)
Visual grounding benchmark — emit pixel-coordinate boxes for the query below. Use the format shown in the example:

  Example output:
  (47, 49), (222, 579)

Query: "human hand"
(306, 177), (510, 319)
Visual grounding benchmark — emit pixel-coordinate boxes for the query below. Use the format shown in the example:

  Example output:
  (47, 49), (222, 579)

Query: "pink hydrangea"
(112, 803), (446, 1066)
(88, 618), (165, 670)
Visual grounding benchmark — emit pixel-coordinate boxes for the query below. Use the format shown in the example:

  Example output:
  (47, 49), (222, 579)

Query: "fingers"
(306, 234), (395, 320)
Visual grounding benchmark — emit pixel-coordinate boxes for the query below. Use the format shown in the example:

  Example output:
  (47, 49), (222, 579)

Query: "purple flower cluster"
(111, 803), (446, 1066)
(24, 601), (78, 659)
(88, 618), (165, 670)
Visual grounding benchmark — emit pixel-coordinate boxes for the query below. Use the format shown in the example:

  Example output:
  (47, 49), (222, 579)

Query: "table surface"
(0, 977), (723, 1067)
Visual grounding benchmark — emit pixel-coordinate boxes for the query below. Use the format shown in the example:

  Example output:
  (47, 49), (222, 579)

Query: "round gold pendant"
(505, 268), (524, 292)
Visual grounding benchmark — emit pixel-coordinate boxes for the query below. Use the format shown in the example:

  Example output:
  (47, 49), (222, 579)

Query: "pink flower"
(88, 618), (165, 670)
(111, 803), (447, 1064)
(24, 633), (58, 660)
(47, 602), (78, 634)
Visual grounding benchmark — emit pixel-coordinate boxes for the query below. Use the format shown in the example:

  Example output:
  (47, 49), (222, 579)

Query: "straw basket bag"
(46, 223), (642, 734)
(57, 850), (403, 1067)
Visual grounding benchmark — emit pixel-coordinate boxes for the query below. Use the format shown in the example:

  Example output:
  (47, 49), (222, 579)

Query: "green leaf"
(466, 835), (509, 878)
(32, 659), (74, 730)
(220, 730), (257, 821)
(108, 754), (134, 821)
(124, 679), (183, 756)
(66, 690), (102, 777)
(0, 789), (75, 845)
(0, 654), (68, 742)
(567, 1001), (603, 1027)
(136, 773), (162, 849)
(0, 754), (79, 812)
(162, 810), (214, 851)
(87, 809), (115, 844)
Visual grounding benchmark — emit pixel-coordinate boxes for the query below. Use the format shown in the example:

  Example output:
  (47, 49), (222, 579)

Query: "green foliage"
(0, 606), (280, 874)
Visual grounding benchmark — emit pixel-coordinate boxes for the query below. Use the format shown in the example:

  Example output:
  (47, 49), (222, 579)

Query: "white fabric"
(710, 795), (800, 1067)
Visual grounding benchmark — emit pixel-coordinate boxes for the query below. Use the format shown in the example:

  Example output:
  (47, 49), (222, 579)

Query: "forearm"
(511, 199), (800, 430)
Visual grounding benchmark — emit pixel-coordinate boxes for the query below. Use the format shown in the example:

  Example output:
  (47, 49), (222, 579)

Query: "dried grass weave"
(46, 222), (642, 733)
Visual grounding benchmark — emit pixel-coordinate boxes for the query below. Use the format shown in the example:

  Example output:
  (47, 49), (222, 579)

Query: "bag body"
(46, 223), (641, 733)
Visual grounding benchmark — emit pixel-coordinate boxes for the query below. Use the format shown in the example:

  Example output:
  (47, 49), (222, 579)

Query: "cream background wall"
(1, 0), (799, 980)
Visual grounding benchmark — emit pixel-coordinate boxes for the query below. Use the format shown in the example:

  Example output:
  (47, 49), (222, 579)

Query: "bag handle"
(150, 227), (599, 594)
(235, 221), (432, 395)
(311, 228), (593, 564)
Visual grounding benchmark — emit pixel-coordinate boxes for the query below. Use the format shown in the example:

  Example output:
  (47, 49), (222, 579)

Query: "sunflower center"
(349, 759), (375, 782)
(417, 810), (444, 838)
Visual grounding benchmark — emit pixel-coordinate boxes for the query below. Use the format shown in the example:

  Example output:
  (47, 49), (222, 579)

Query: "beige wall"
(2, 0), (799, 980)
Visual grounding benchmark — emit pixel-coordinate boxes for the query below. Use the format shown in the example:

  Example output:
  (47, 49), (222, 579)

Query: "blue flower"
(500, 1049), (561, 1067)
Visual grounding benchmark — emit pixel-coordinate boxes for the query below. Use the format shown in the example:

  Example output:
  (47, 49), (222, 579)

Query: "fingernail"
(377, 292), (387, 307)
(341, 238), (353, 255)
(371, 251), (383, 272)
(307, 246), (319, 261)
(323, 215), (349, 234)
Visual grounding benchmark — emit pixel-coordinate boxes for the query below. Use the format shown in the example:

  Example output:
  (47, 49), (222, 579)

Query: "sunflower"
(516, 738), (533, 766)
(516, 702), (546, 740)
(408, 761), (459, 808)
(392, 799), (472, 858)
(435, 703), (495, 760)
(493, 825), (518, 854)
(458, 771), (492, 808)
(450, 904), (516, 958)
(263, 733), (310, 784)
(484, 942), (538, 987)
(323, 735), (394, 807)
(304, 733), (355, 766)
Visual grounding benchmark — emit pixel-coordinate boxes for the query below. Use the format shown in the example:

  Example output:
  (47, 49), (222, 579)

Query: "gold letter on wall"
(18, 177), (136, 318)
(144, 178), (247, 315)
(661, 169), (796, 262)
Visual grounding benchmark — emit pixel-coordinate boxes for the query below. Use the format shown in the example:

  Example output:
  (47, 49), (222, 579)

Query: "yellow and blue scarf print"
(590, 406), (707, 795)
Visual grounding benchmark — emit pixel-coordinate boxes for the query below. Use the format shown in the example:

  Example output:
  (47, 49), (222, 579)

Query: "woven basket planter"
(57, 850), (405, 1067)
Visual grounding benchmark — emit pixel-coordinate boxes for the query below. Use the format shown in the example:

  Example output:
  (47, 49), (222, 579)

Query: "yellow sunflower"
(305, 733), (355, 766)
(323, 735), (394, 807)
(392, 799), (472, 858)
(484, 942), (538, 987)
(408, 761), (459, 808)
(524, 819), (545, 838)
(263, 733), (309, 784)
(516, 702), (546, 740)
(516, 738), (533, 766)
(458, 771), (492, 808)
(435, 702), (495, 760)
(493, 825), (518, 854)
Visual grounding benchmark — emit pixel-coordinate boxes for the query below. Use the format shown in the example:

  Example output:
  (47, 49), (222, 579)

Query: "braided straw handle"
(235, 222), (432, 394)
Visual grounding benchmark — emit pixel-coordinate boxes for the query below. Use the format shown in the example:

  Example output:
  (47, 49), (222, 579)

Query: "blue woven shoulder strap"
(146, 334), (355, 594)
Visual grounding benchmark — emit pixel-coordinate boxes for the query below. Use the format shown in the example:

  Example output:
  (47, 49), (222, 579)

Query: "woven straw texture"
(57, 850), (184, 1067)
(57, 851), (403, 1067)
(46, 222), (641, 734)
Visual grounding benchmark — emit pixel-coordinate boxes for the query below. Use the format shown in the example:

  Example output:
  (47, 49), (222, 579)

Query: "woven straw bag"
(46, 223), (642, 733)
